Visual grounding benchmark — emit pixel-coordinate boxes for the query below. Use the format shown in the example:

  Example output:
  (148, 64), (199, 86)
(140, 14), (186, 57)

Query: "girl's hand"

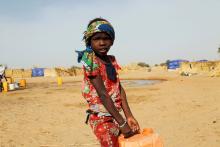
(127, 117), (140, 133)
(120, 123), (135, 138)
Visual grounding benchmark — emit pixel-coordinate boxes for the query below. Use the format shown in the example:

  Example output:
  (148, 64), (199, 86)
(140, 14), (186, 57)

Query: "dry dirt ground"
(0, 71), (220, 147)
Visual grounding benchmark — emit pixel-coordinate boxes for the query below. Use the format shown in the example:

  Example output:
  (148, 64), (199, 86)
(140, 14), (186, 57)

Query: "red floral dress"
(82, 55), (122, 115)
(81, 54), (122, 147)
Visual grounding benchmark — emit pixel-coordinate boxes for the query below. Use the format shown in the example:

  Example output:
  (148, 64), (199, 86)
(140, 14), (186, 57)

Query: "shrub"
(137, 62), (150, 67)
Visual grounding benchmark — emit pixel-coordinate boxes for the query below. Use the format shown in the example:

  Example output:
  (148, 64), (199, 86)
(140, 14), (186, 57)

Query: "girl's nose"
(99, 39), (105, 45)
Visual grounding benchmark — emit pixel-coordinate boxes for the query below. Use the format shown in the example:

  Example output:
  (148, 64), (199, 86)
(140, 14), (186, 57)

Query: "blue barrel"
(32, 68), (44, 77)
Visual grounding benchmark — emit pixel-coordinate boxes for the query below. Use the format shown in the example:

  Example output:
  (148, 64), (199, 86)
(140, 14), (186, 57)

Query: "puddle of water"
(121, 80), (161, 86)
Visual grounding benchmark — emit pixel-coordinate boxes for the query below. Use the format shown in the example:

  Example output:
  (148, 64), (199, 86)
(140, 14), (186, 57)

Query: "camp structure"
(44, 68), (57, 77)
(180, 60), (220, 77)
(167, 59), (189, 71)
(32, 68), (44, 77)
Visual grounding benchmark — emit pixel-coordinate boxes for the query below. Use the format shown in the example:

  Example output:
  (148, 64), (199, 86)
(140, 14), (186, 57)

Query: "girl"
(77, 18), (140, 147)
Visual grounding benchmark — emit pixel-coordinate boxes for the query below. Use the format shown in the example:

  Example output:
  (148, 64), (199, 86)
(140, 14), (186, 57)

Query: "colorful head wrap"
(76, 19), (117, 81)
(83, 20), (115, 46)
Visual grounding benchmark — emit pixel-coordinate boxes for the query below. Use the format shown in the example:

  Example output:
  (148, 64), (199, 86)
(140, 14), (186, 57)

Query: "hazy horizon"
(1, 0), (220, 68)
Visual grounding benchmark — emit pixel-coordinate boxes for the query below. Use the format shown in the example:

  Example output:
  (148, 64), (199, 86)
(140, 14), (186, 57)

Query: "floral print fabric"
(89, 114), (120, 147)
(81, 55), (122, 116)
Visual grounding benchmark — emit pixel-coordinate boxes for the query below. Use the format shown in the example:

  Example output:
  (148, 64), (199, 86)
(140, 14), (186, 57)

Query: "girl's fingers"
(131, 125), (138, 133)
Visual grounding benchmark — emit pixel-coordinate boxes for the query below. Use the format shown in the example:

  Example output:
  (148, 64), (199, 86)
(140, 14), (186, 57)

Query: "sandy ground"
(0, 70), (220, 147)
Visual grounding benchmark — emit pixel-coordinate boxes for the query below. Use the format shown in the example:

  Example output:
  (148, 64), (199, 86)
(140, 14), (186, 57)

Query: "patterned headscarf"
(76, 19), (116, 81)
(83, 20), (115, 46)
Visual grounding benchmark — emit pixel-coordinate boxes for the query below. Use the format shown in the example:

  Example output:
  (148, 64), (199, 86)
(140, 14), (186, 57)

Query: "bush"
(137, 62), (150, 67)
(70, 65), (81, 69)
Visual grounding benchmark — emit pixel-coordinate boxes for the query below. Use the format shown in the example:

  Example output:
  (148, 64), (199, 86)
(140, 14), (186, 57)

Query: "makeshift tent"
(167, 60), (188, 69)
(32, 68), (44, 77)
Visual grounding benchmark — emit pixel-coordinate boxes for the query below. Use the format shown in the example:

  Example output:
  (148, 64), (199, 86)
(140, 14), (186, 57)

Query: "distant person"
(76, 18), (140, 147)
(0, 65), (6, 92)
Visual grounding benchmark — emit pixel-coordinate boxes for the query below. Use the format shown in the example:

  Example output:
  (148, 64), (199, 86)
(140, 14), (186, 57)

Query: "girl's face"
(90, 32), (113, 56)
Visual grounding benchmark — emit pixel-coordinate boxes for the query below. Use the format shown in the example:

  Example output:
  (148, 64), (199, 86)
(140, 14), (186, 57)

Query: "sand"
(0, 70), (220, 147)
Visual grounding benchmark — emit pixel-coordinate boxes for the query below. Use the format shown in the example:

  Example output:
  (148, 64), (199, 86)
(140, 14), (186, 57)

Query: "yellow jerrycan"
(57, 76), (63, 86)
(3, 82), (8, 92)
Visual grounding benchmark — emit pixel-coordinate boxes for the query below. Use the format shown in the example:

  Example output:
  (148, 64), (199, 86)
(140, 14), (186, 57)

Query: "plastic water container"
(19, 79), (26, 88)
(118, 128), (164, 147)
(9, 83), (15, 91)
(14, 82), (20, 89)
(57, 77), (63, 86)
(3, 82), (8, 92)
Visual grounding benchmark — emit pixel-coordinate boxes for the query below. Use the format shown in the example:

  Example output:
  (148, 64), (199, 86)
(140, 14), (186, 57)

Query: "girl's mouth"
(99, 48), (108, 52)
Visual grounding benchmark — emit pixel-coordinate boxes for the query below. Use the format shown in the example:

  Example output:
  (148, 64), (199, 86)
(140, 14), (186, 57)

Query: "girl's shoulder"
(108, 55), (121, 70)
(108, 55), (116, 62)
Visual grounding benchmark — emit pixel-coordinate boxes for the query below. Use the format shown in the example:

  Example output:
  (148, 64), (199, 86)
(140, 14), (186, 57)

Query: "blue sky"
(1, 0), (220, 68)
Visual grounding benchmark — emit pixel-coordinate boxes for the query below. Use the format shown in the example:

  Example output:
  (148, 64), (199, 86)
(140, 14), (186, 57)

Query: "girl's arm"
(120, 83), (140, 133)
(89, 75), (134, 137)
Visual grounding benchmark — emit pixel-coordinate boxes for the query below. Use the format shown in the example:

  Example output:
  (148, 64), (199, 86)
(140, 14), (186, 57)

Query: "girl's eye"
(103, 37), (111, 40)
(92, 37), (100, 40)
(91, 35), (111, 41)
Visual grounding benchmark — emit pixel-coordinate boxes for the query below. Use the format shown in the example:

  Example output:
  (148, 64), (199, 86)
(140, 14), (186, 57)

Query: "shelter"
(167, 60), (189, 70)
